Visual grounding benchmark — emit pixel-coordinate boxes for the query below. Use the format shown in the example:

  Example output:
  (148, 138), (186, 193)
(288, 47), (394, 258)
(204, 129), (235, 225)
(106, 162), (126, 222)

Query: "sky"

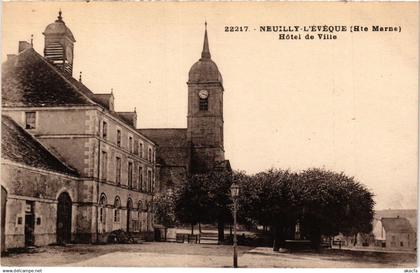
(2, 2), (418, 210)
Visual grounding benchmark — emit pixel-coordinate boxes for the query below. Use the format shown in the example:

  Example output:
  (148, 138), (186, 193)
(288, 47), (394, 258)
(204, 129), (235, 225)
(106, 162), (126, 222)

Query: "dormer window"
(25, 112), (36, 129)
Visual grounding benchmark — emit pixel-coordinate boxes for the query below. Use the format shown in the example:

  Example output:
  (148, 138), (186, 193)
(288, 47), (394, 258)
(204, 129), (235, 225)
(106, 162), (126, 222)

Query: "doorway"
(1, 186), (7, 253)
(57, 192), (72, 244)
(24, 201), (35, 246)
(127, 198), (133, 233)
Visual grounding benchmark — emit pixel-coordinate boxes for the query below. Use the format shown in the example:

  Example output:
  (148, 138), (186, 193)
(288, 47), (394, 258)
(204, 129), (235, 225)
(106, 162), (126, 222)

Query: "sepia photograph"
(0, 1), (418, 270)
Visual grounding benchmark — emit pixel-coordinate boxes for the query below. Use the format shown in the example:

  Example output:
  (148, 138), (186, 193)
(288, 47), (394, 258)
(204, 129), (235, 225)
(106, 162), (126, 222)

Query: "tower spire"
(201, 21), (211, 60)
(57, 9), (63, 22)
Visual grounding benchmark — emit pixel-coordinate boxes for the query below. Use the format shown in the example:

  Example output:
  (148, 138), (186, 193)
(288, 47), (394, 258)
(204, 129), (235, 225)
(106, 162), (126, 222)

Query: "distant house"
(372, 216), (416, 249)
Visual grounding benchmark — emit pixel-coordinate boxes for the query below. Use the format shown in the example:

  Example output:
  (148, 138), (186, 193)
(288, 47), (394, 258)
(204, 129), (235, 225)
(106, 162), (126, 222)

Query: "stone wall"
(0, 162), (92, 249)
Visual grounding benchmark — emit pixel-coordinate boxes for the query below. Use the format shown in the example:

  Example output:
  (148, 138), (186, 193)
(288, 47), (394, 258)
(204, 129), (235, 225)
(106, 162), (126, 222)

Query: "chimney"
(18, 41), (31, 53)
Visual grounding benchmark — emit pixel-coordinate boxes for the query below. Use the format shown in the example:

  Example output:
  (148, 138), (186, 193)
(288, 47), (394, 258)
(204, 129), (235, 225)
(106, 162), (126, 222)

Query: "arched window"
(138, 201), (143, 211)
(114, 196), (121, 222)
(99, 194), (107, 224)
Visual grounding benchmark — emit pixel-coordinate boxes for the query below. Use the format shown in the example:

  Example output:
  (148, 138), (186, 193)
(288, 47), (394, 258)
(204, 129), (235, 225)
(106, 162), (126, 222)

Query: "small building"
(372, 216), (416, 250)
(1, 115), (81, 248)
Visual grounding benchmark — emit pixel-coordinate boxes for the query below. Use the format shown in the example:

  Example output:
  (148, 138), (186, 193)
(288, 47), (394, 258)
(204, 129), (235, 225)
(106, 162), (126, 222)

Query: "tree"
(297, 168), (375, 248)
(206, 169), (233, 243)
(237, 169), (297, 250)
(154, 192), (176, 228)
(173, 170), (233, 242)
(153, 192), (177, 241)
(236, 168), (375, 250)
(174, 174), (211, 234)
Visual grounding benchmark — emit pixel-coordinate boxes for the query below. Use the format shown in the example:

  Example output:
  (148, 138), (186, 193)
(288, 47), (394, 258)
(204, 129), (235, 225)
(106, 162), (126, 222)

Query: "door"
(1, 186), (7, 253)
(127, 199), (133, 233)
(57, 192), (72, 244)
(24, 201), (35, 246)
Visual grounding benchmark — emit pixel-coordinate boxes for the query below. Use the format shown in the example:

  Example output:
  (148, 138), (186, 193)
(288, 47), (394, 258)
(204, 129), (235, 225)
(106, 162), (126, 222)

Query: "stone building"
(1, 115), (81, 248)
(372, 217), (417, 250)
(1, 12), (230, 252)
(140, 22), (231, 190)
(1, 12), (157, 251)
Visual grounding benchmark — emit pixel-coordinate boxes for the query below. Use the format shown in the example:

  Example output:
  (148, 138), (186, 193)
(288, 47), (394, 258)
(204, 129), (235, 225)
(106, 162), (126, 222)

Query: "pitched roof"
(1, 115), (79, 176)
(2, 48), (94, 107)
(139, 129), (188, 148)
(214, 160), (232, 172)
(138, 129), (189, 167)
(375, 209), (417, 231)
(381, 217), (415, 233)
(2, 47), (148, 133)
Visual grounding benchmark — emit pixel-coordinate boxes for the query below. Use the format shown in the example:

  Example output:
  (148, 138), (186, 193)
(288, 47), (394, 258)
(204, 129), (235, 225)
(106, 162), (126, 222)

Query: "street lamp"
(230, 182), (240, 268)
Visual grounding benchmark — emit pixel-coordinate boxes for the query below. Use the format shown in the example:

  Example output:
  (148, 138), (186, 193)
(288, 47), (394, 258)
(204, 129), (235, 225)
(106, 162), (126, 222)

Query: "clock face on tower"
(198, 89), (209, 99)
(65, 46), (73, 63)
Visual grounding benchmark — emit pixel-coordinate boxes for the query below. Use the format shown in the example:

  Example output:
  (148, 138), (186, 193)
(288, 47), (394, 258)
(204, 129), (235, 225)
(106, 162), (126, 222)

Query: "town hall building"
(1, 12), (230, 252)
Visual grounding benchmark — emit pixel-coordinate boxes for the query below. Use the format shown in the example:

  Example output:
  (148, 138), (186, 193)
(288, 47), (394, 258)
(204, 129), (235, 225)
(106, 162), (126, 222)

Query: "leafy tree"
(154, 192), (176, 228)
(173, 170), (233, 242)
(236, 168), (375, 250)
(206, 169), (233, 243)
(174, 174), (211, 234)
(297, 168), (375, 248)
(153, 192), (177, 241)
(237, 169), (297, 250)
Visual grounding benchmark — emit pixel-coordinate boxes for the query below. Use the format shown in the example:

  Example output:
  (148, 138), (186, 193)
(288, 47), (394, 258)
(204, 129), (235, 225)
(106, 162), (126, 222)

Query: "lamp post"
(230, 182), (239, 268)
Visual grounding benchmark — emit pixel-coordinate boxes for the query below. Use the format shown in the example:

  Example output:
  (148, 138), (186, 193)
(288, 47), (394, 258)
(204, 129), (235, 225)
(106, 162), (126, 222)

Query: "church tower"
(43, 11), (76, 75)
(187, 23), (225, 173)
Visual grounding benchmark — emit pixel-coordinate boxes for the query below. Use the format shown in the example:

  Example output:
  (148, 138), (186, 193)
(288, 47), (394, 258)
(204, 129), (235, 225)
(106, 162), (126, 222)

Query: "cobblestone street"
(1, 242), (416, 268)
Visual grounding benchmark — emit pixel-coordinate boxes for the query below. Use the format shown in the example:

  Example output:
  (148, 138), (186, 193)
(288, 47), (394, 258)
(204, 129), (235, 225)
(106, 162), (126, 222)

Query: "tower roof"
(201, 21), (211, 60)
(43, 10), (76, 42)
(188, 22), (222, 84)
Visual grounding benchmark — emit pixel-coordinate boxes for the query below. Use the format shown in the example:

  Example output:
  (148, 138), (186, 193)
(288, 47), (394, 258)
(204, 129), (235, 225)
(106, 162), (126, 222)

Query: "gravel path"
(1, 242), (416, 268)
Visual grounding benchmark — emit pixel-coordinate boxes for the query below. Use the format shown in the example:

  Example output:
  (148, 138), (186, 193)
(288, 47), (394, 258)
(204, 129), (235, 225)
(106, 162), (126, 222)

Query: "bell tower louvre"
(43, 10), (76, 75)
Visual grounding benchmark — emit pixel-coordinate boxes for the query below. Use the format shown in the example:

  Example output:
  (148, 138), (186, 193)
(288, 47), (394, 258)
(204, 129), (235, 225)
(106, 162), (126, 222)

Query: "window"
(152, 170), (155, 192)
(101, 151), (108, 181)
(114, 196), (121, 222)
(400, 242), (404, 247)
(102, 121), (107, 139)
(148, 148), (152, 162)
(148, 170), (152, 193)
(116, 157), (121, 185)
(25, 112), (36, 129)
(99, 194), (107, 224)
(139, 166), (143, 191)
(139, 142), (143, 158)
(199, 98), (208, 111)
(128, 136), (133, 153)
(117, 129), (121, 147)
(128, 162), (133, 189)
